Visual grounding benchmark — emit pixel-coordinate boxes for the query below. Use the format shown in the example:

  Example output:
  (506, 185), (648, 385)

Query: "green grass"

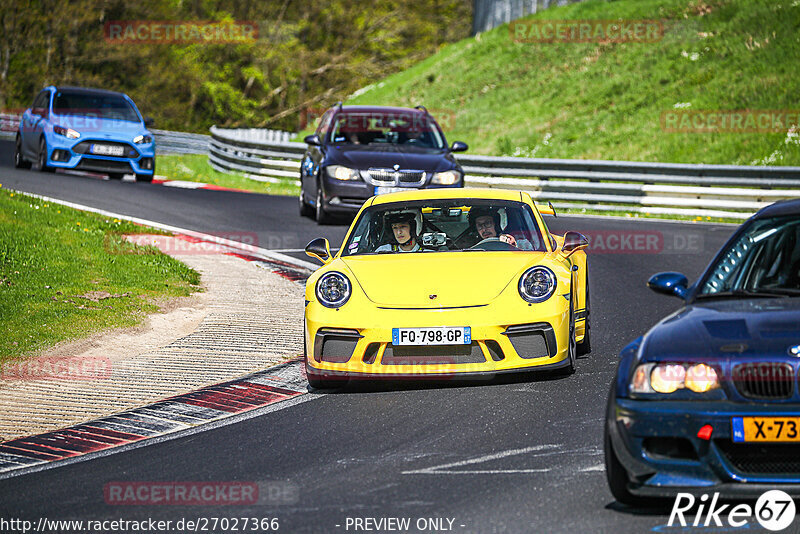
(0, 188), (201, 362)
(345, 0), (800, 165)
(158, 154), (300, 196)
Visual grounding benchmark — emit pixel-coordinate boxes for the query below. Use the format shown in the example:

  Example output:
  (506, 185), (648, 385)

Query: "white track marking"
(7, 189), (320, 271)
(402, 445), (559, 475)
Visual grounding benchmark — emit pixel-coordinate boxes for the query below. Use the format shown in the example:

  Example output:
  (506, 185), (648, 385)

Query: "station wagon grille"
(732, 362), (794, 400)
(367, 169), (425, 185)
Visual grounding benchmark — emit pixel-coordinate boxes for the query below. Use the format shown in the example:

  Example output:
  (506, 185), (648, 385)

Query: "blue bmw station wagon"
(14, 86), (156, 181)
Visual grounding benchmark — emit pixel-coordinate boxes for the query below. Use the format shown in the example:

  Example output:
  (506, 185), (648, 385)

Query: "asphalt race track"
(0, 140), (739, 533)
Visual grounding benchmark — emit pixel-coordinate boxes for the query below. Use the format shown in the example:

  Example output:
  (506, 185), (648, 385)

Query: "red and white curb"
(0, 359), (308, 477)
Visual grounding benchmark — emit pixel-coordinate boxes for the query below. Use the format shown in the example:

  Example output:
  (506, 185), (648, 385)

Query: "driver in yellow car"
(469, 206), (517, 246)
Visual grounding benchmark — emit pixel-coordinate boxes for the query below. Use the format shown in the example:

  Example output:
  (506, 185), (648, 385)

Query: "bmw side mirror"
(450, 141), (468, 152)
(648, 272), (689, 300)
(305, 237), (331, 264)
(561, 231), (588, 257)
(144, 117), (155, 127)
(304, 134), (321, 146)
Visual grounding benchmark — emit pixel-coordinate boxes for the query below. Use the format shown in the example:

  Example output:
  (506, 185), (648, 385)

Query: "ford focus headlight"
(133, 134), (153, 144)
(431, 170), (461, 185)
(518, 266), (556, 303)
(316, 272), (351, 308)
(630, 362), (720, 394)
(327, 165), (360, 181)
(53, 125), (80, 139)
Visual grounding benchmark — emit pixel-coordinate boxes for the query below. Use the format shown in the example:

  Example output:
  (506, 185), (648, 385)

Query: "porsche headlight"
(315, 272), (351, 308)
(518, 266), (557, 303)
(133, 134), (153, 144)
(630, 362), (720, 394)
(431, 170), (461, 185)
(327, 165), (360, 181)
(53, 125), (80, 139)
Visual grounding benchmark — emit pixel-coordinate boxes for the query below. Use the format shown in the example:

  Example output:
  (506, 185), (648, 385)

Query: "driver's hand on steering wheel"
(499, 234), (517, 247)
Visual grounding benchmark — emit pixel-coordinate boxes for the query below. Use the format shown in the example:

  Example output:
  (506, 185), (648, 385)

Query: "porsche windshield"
(341, 200), (546, 256)
(699, 215), (800, 297)
(328, 112), (445, 149)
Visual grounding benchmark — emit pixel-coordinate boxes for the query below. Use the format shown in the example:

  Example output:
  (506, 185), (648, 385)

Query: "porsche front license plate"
(392, 327), (471, 346)
(732, 417), (800, 442)
(92, 144), (125, 156)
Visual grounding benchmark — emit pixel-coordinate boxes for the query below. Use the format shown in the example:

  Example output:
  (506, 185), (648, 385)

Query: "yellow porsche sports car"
(303, 188), (590, 388)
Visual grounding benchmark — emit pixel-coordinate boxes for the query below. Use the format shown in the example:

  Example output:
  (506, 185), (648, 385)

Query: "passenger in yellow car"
(375, 210), (421, 253)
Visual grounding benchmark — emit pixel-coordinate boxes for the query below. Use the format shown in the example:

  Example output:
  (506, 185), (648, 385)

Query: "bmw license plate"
(732, 417), (800, 442)
(392, 327), (471, 346)
(374, 186), (406, 195)
(92, 144), (124, 156)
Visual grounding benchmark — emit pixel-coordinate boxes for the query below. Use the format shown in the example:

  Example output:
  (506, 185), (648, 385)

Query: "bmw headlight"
(431, 170), (461, 185)
(53, 125), (80, 139)
(133, 134), (153, 144)
(316, 272), (351, 308)
(327, 165), (360, 181)
(630, 362), (720, 394)
(518, 266), (557, 303)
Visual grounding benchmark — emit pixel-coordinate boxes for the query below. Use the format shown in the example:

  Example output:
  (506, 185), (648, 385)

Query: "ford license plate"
(392, 327), (471, 346)
(92, 144), (125, 156)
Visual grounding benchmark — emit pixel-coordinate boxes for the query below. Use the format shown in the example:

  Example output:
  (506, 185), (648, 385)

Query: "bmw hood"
(641, 298), (800, 362)
(328, 145), (456, 173)
(341, 253), (545, 308)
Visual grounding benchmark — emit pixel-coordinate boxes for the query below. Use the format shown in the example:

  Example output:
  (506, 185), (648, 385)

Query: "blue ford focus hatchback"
(14, 86), (156, 181)
(605, 199), (800, 504)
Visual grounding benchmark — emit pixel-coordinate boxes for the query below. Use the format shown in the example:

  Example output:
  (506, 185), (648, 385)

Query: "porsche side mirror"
(305, 237), (332, 264)
(450, 141), (468, 152)
(304, 134), (321, 146)
(561, 231), (588, 258)
(648, 272), (689, 300)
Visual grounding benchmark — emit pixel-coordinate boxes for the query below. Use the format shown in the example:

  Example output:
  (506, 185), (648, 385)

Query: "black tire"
(14, 136), (31, 169)
(108, 173), (125, 180)
(38, 138), (54, 173)
(299, 187), (313, 217)
(577, 271), (591, 356)
(315, 185), (333, 225)
(561, 297), (576, 375)
(135, 174), (153, 182)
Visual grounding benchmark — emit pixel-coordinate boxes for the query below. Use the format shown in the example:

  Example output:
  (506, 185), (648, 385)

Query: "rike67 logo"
(667, 490), (796, 531)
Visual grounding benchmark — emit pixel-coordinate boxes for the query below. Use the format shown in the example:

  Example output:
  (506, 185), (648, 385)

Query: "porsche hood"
(340, 252), (550, 308)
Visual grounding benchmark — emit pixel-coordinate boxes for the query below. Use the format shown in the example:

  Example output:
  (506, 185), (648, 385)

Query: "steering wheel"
(469, 237), (517, 251)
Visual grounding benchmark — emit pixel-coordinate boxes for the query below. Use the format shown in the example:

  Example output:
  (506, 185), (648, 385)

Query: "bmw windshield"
(329, 112), (446, 150)
(341, 199), (546, 256)
(698, 215), (800, 298)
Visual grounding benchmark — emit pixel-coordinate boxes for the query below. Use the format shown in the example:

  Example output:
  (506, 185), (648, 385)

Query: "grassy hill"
(347, 0), (800, 165)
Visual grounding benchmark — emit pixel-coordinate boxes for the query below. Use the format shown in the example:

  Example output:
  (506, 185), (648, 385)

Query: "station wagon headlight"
(327, 165), (360, 181)
(518, 266), (556, 303)
(431, 170), (461, 185)
(53, 125), (80, 139)
(316, 272), (351, 308)
(630, 362), (720, 394)
(133, 134), (153, 144)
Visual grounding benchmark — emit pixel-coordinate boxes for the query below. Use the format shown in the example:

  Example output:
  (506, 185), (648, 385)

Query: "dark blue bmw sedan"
(605, 199), (800, 504)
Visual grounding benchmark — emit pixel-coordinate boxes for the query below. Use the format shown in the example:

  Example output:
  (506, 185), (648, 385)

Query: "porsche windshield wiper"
(696, 289), (788, 300)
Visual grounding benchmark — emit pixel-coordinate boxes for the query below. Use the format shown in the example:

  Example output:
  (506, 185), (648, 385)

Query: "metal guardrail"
(208, 126), (800, 219)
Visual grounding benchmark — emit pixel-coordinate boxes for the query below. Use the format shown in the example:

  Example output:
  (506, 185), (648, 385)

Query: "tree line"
(0, 0), (471, 132)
